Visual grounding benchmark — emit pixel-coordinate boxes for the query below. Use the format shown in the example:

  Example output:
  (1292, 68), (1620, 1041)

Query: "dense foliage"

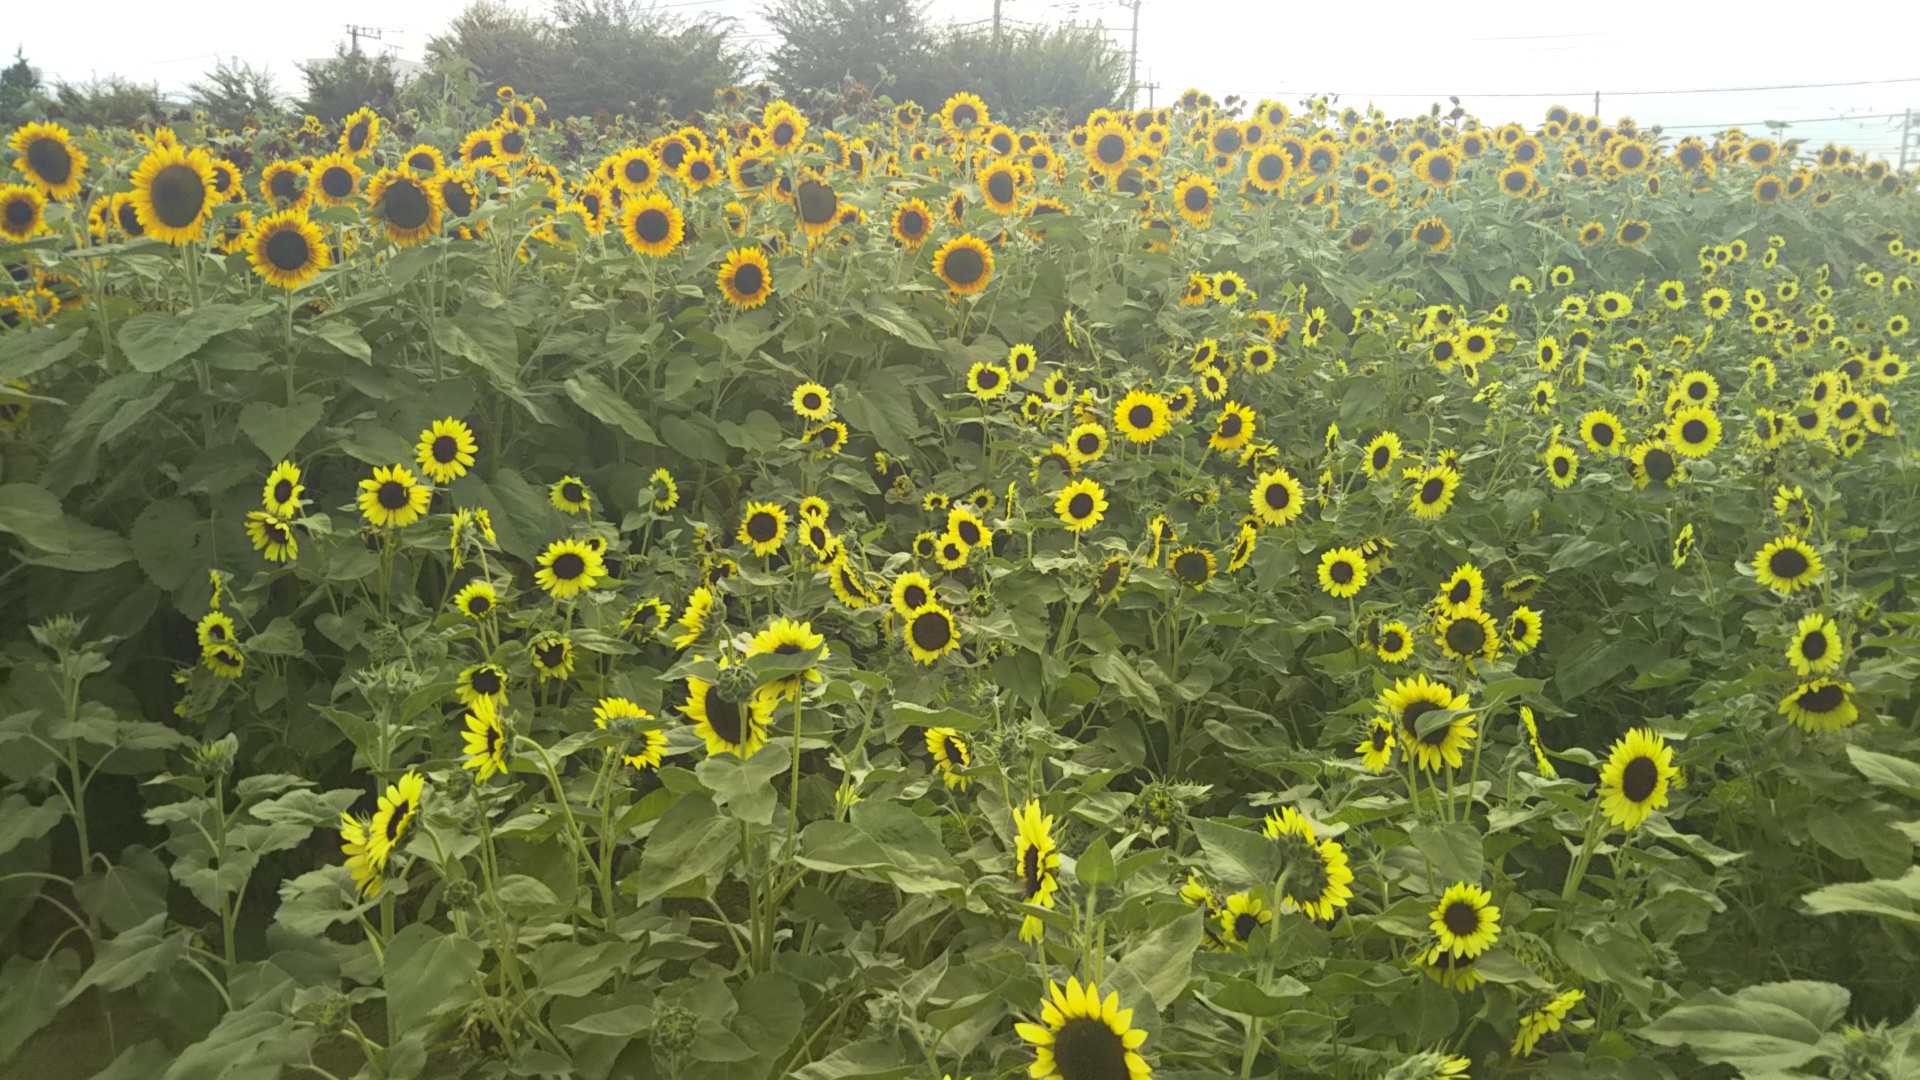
(2, 80), (1920, 1080)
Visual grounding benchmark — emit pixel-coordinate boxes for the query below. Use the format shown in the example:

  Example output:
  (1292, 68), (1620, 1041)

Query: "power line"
(1656, 111), (1909, 131)
(1221, 74), (1920, 103)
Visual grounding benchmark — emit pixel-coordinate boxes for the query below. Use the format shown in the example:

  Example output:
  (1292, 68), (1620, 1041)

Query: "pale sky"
(10, 0), (1919, 162)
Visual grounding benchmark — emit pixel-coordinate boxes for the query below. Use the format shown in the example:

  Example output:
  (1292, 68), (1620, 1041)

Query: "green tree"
(298, 44), (400, 124)
(425, 0), (745, 122)
(189, 58), (286, 131)
(0, 48), (39, 127)
(763, 0), (932, 101)
(48, 75), (164, 129)
(923, 21), (1126, 122)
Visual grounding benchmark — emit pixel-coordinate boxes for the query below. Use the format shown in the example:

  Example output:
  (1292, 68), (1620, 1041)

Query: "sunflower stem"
(1560, 803), (1605, 902)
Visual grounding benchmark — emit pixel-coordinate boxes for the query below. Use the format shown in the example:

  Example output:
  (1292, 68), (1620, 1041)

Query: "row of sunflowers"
(1, 80), (1918, 1079)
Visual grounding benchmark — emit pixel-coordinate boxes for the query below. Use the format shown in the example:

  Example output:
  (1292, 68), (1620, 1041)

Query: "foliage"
(297, 45), (400, 125)
(0, 49), (39, 130)
(189, 59), (287, 132)
(46, 75), (164, 129)
(922, 22), (1128, 122)
(2, 77), (1919, 1080)
(424, 0), (746, 122)
(763, 0), (934, 99)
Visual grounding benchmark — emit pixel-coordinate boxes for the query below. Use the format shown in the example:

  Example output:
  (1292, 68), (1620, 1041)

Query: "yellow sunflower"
(129, 144), (216, 245)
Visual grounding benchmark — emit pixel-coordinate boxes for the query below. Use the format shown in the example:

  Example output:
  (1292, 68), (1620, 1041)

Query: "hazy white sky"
(10, 0), (1918, 160)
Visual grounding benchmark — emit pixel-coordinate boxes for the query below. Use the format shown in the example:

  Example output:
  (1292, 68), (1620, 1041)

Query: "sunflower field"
(2, 82), (1920, 1080)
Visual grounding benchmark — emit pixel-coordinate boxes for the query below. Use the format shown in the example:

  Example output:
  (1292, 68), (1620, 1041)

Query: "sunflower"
(1173, 173), (1217, 225)
(364, 168), (443, 247)
(1218, 892), (1273, 946)
(1265, 811), (1355, 921)
(244, 511), (297, 562)
(1492, 603), (1540, 654)
(1094, 555), (1130, 601)
(1209, 402), (1255, 453)
(932, 234), (994, 296)
(1246, 145), (1293, 193)
(925, 727), (972, 790)
(1628, 441), (1681, 489)
(1381, 674), (1475, 772)
(1597, 727), (1677, 830)
(905, 603), (960, 664)
(252, 463), (304, 521)
(1358, 431), (1402, 478)
(413, 418), (478, 485)
(339, 107), (381, 155)
(451, 578), (499, 620)
(737, 501), (789, 556)
(621, 192), (683, 256)
(1406, 465), (1460, 519)
(453, 664), (508, 711)
(1779, 679), (1858, 733)
(1356, 718), (1396, 772)
(946, 506), (990, 549)
(790, 381), (833, 422)
(672, 586), (717, 647)
(1753, 535), (1823, 594)
(357, 465), (431, 528)
(1011, 799), (1060, 942)
(1168, 546), (1215, 590)
(202, 643), (246, 678)
(1016, 978), (1150, 1080)
(369, 771), (425, 864)
(534, 538), (607, 599)
(710, 246), (773, 309)
(129, 145), (215, 245)
(1250, 467), (1304, 527)
(1412, 217), (1452, 251)
(1376, 621), (1415, 662)
(339, 814), (385, 898)
(309, 153), (363, 208)
(1513, 988), (1585, 1057)
(1438, 564), (1484, 615)
(1055, 478), (1108, 533)
(195, 612), (236, 651)
(746, 616), (826, 696)
(683, 662), (776, 759)
(1430, 882), (1501, 959)
(933, 534), (970, 571)
(10, 122), (87, 200)
(461, 698), (510, 782)
(1064, 422), (1109, 465)
(1436, 610), (1500, 664)
(1667, 405), (1721, 457)
(891, 199), (934, 248)
(968, 362), (1011, 400)
(1315, 547), (1367, 598)
(1577, 410), (1624, 455)
(1113, 389), (1171, 443)
(1542, 444), (1578, 489)
(244, 210), (329, 289)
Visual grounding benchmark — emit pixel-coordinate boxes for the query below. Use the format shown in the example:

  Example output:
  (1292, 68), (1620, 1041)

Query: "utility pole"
(1592, 90), (1600, 117)
(1902, 107), (1914, 172)
(992, 0), (1001, 42)
(1126, 0), (1142, 108)
(346, 25), (396, 56)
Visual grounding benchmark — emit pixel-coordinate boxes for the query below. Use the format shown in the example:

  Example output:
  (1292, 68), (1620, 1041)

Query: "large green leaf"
(117, 302), (272, 373)
(1801, 867), (1920, 926)
(0, 483), (134, 571)
(634, 795), (738, 903)
(383, 923), (484, 1038)
(1639, 981), (1848, 1075)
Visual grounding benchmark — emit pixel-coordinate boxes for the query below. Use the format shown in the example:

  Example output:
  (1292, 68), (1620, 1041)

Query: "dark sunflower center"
(1098, 562), (1124, 593)
(1441, 900), (1481, 937)
(562, 482), (585, 504)
(429, 434), (460, 463)
(635, 208), (670, 243)
(732, 262), (764, 296)
(320, 167), (353, 198)
(377, 480), (409, 509)
(1449, 580), (1472, 603)
(1095, 133), (1128, 164)
(1123, 404), (1152, 431)
(262, 227), (311, 271)
(1621, 755), (1660, 802)
(384, 800), (410, 841)
(1446, 618), (1487, 656)
(1769, 548), (1810, 579)
(1183, 185), (1210, 212)
(1592, 423), (1615, 447)
(4, 197), (32, 229)
(986, 171), (1014, 204)
(900, 210), (926, 235)
(700, 686), (745, 744)
(1173, 551), (1208, 583)
(1418, 223), (1445, 245)
(1382, 630), (1405, 652)
(1400, 698), (1440, 738)
(1257, 154), (1286, 182)
(1644, 449), (1675, 481)
(798, 181), (837, 225)
(1233, 912), (1260, 941)
(551, 552), (586, 581)
(469, 668), (503, 695)
(263, 520), (290, 543)
(500, 130), (526, 155)
(747, 513), (778, 542)
(1623, 223), (1646, 242)
(1051, 1016), (1131, 1080)
(902, 584), (928, 609)
(383, 180), (430, 230)
(957, 520), (982, 545)
(943, 246), (984, 285)
(943, 737), (965, 766)
(1421, 477), (1445, 503)
(1680, 419), (1708, 444)
(1265, 481), (1292, 510)
(911, 610), (952, 651)
(1068, 493), (1095, 519)
(26, 138), (72, 185)
(150, 164), (208, 227)
(1799, 628), (1829, 661)
(1505, 170), (1527, 192)
(1220, 415), (1243, 438)
(467, 595), (490, 614)
(978, 369), (1000, 389)
(1331, 561), (1354, 584)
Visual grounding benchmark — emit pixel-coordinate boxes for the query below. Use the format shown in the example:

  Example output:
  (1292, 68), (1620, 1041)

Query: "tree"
(762, 0), (932, 101)
(922, 21), (1126, 122)
(0, 49), (39, 128)
(48, 75), (164, 129)
(425, 0), (746, 122)
(298, 44), (400, 123)
(190, 58), (285, 131)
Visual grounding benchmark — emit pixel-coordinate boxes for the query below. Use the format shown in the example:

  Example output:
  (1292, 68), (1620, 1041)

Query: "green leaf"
(0, 794), (64, 857)
(563, 372), (660, 445)
(1409, 823), (1485, 887)
(1114, 910), (1202, 1010)
(792, 1040), (914, 1080)
(62, 914), (183, 1005)
(1639, 981), (1848, 1074)
(1076, 836), (1115, 887)
(697, 749), (789, 826)
(306, 320), (371, 363)
(561, 1003), (654, 1038)
(634, 795), (738, 903)
(849, 801), (964, 893)
(1209, 974), (1308, 1017)
(383, 923), (484, 1037)
(236, 396), (325, 463)
(0, 483), (134, 571)
(72, 845), (170, 933)
(117, 302), (271, 373)
(1801, 867), (1920, 926)
(1848, 746), (1920, 800)
(1192, 818), (1280, 888)
(0, 950), (80, 1061)
(0, 325), (86, 384)
(274, 868), (375, 936)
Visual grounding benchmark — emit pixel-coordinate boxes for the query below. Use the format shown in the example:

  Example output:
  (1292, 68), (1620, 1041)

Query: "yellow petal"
(1014, 1022), (1054, 1046)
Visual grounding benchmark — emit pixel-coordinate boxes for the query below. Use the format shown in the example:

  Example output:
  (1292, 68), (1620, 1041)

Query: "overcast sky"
(10, 0), (1918, 161)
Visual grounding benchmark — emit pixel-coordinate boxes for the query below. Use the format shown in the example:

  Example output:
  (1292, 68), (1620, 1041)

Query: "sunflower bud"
(651, 1003), (699, 1057)
(443, 879), (480, 911)
(311, 989), (352, 1037)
